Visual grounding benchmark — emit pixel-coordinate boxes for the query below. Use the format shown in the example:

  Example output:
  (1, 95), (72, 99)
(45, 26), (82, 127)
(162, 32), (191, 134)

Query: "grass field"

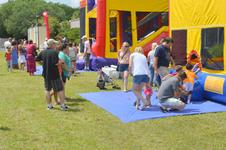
(0, 51), (226, 150)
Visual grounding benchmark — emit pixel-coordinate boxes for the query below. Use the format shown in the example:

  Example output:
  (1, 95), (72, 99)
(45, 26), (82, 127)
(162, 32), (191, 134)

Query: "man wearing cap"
(81, 35), (91, 70)
(36, 39), (68, 111)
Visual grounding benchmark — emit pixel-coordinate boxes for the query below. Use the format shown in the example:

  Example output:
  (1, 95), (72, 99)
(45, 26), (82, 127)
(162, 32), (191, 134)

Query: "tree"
(48, 16), (60, 38)
(71, 8), (80, 20)
(0, 0), (77, 39)
(57, 20), (80, 43)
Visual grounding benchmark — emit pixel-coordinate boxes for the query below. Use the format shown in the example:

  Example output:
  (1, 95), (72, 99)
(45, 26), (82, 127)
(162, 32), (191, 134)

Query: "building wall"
(28, 26), (46, 49)
(70, 19), (80, 28)
(0, 38), (8, 50)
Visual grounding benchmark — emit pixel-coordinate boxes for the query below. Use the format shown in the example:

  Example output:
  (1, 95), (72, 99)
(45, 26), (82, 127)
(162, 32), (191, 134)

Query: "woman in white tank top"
(129, 47), (151, 110)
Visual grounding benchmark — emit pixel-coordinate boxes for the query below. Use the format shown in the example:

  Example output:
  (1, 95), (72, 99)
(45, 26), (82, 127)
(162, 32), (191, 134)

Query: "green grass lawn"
(0, 51), (226, 150)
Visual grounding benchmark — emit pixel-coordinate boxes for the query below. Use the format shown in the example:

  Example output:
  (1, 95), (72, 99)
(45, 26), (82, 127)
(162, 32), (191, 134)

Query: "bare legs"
(45, 91), (52, 105)
(50, 82), (66, 105)
(133, 83), (149, 110)
(121, 71), (129, 91)
(46, 90), (66, 107)
(57, 90), (66, 105)
(19, 63), (25, 70)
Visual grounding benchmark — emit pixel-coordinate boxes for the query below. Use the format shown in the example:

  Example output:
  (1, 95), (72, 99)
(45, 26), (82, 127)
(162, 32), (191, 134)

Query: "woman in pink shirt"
(26, 40), (36, 76)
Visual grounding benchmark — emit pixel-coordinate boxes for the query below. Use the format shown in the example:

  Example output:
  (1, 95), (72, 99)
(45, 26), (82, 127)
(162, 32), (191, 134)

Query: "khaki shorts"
(157, 66), (169, 79)
(160, 97), (185, 109)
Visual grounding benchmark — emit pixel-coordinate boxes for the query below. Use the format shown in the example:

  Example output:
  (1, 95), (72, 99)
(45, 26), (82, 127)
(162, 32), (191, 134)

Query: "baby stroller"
(96, 66), (120, 90)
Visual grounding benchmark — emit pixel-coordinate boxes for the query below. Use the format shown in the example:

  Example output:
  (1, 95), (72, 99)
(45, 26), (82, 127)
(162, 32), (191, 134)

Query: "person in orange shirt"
(183, 63), (198, 103)
(188, 50), (202, 74)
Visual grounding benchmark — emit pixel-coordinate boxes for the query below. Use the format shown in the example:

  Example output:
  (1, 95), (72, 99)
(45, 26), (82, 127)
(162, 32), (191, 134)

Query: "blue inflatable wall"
(192, 72), (226, 104)
(76, 56), (118, 71)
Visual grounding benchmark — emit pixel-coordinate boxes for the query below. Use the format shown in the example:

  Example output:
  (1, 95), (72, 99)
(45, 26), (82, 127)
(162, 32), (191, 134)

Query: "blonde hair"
(152, 42), (158, 50)
(122, 42), (130, 47)
(134, 47), (143, 53)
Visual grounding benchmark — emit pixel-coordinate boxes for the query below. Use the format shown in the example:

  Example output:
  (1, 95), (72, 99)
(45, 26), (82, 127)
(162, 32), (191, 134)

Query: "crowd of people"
(3, 35), (201, 112)
(117, 37), (201, 112)
(4, 38), (44, 75)
(3, 37), (80, 111)
(4, 37), (80, 73)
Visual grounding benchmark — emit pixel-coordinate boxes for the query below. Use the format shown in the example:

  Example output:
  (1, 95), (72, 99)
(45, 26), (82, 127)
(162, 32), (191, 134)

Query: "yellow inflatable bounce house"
(80, 0), (226, 74)
(80, 0), (169, 58)
(80, 0), (226, 104)
(170, 0), (226, 74)
(169, 0), (226, 104)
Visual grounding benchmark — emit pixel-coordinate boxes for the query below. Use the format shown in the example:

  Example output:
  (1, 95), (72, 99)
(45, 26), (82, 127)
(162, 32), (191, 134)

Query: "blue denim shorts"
(133, 75), (149, 85)
(118, 64), (129, 72)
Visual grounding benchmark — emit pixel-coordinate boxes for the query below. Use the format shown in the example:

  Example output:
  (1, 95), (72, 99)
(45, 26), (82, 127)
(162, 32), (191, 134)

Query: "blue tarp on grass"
(80, 91), (226, 123)
(34, 66), (43, 76)
(34, 66), (95, 76)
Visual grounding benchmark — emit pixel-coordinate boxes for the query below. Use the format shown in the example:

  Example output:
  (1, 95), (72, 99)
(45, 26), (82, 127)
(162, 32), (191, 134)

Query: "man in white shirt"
(82, 35), (91, 70)
(4, 38), (12, 51)
(43, 38), (48, 50)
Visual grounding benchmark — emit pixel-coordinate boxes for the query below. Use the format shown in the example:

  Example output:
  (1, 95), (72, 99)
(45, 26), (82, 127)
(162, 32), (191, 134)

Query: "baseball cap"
(81, 35), (87, 40)
(47, 39), (58, 47)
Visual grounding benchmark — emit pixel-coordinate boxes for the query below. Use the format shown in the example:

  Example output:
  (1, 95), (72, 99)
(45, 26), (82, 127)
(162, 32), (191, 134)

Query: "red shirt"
(26, 44), (35, 55)
(5, 52), (11, 61)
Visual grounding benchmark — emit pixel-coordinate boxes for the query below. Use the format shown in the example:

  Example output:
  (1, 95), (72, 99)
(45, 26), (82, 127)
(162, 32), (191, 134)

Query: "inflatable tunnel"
(192, 72), (226, 104)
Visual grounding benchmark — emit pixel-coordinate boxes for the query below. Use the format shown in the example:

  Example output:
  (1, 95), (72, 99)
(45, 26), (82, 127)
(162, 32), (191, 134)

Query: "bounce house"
(80, 0), (226, 104)
(169, 0), (226, 104)
(80, 0), (169, 58)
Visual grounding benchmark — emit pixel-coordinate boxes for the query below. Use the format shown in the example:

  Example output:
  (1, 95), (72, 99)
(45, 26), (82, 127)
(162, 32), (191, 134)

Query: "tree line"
(0, 0), (80, 42)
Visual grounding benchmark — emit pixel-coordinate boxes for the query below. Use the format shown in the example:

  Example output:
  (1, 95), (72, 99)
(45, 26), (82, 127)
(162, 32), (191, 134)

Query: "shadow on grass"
(0, 126), (11, 131)
(54, 107), (81, 112)
(66, 97), (87, 103)
(65, 97), (89, 108)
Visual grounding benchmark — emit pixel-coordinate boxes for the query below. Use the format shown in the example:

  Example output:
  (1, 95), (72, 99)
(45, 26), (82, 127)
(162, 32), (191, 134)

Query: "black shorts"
(61, 73), (67, 83)
(44, 78), (64, 92)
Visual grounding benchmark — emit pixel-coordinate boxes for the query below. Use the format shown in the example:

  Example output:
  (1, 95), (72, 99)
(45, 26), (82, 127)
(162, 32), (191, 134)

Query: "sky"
(0, 0), (80, 8)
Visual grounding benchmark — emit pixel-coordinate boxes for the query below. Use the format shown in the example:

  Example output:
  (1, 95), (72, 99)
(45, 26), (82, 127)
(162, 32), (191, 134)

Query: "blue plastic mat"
(80, 91), (226, 123)
(34, 66), (94, 75)
(34, 66), (43, 76)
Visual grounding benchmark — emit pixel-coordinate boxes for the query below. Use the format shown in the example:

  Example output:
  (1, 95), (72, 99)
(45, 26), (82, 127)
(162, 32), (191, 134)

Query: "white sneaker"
(60, 105), (69, 111)
(141, 105), (151, 111)
(135, 103), (140, 110)
(47, 105), (54, 110)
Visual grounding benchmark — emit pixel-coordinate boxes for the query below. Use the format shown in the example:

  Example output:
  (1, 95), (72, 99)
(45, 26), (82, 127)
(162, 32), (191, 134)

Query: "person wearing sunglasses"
(117, 42), (131, 92)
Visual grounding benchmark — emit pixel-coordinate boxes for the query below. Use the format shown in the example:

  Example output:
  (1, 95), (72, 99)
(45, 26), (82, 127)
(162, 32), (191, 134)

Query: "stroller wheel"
(112, 85), (120, 89)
